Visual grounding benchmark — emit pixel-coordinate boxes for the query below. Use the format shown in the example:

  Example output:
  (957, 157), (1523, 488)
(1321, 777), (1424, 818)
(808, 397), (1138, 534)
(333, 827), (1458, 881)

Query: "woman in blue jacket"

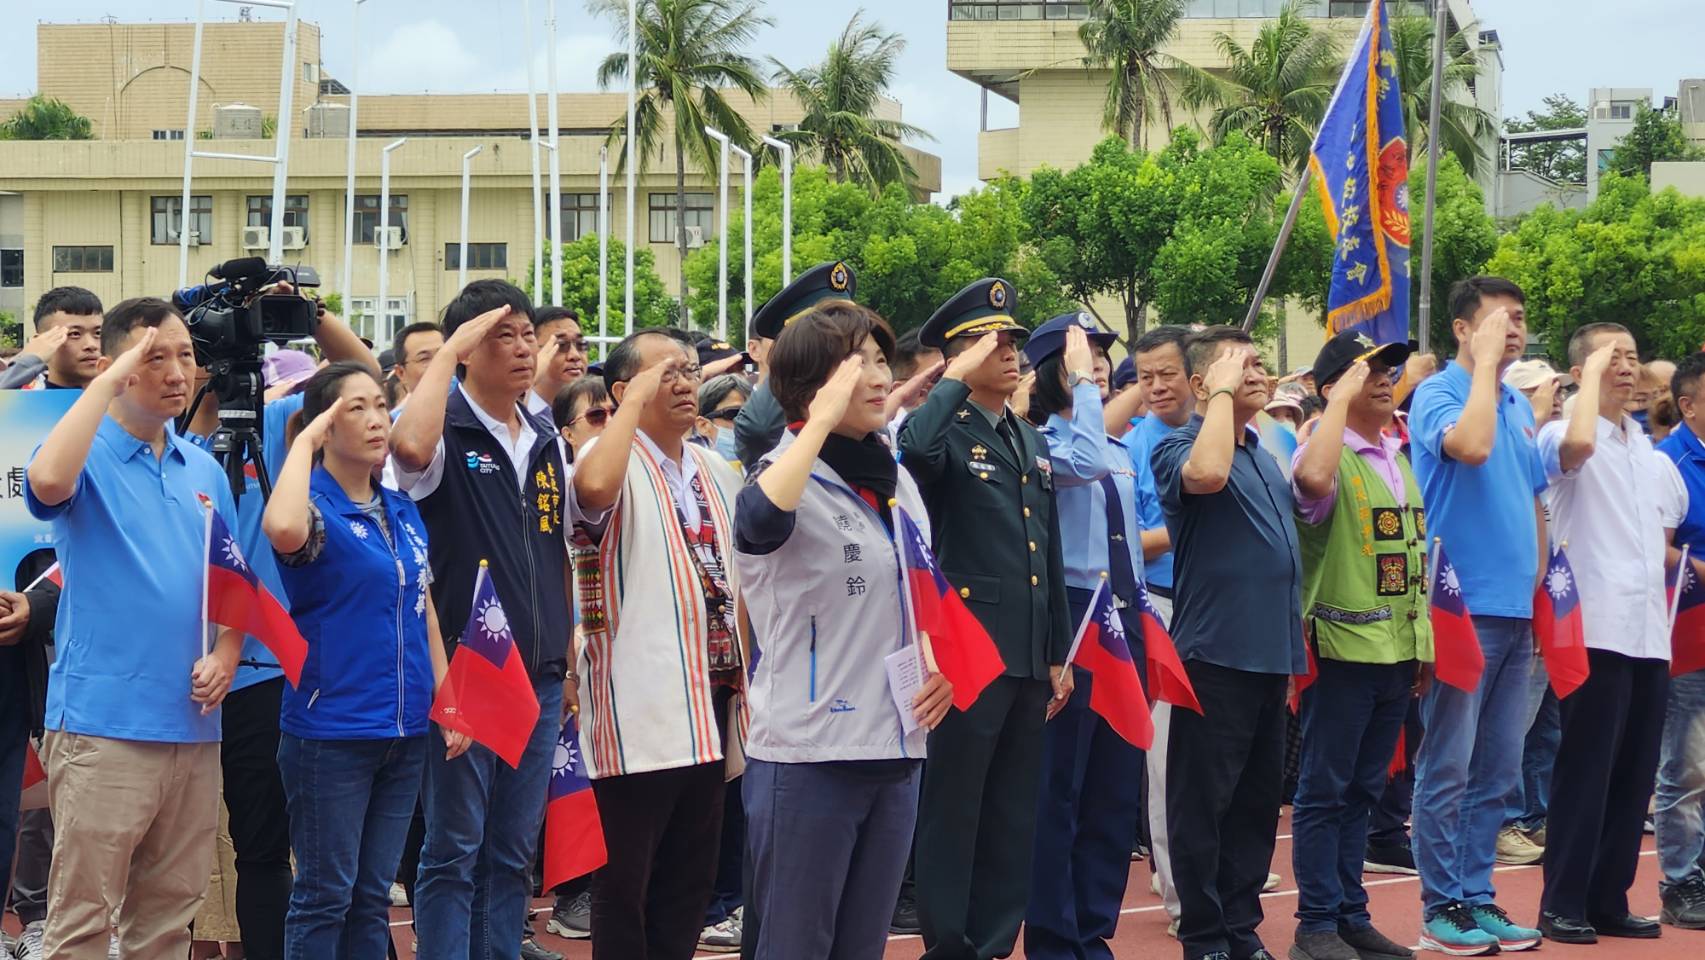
(261, 362), (469, 959)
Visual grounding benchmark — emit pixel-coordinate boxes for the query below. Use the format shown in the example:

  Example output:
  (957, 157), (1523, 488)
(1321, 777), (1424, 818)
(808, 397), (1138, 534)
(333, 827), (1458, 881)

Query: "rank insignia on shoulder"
(956, 408), (971, 420)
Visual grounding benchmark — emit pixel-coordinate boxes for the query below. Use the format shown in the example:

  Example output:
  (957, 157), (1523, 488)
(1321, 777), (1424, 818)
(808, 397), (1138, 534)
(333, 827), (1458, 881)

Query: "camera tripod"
(182, 355), (273, 503)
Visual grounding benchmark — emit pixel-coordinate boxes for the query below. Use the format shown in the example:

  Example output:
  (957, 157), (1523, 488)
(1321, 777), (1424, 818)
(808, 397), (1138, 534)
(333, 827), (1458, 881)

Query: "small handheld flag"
(1066, 578), (1154, 750)
(197, 493), (307, 685)
(22, 563), (61, 593)
(1534, 544), (1589, 698)
(1429, 540), (1484, 693)
(19, 740), (47, 812)
(1289, 640), (1320, 715)
(542, 715), (607, 890)
(1669, 546), (1705, 677)
(896, 505), (1005, 711)
(430, 562), (543, 768)
(1134, 581), (1200, 714)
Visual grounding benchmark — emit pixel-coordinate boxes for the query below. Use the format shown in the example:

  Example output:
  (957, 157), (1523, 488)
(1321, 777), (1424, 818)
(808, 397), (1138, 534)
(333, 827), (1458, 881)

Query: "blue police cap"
(1113, 356), (1137, 391)
(749, 261), (857, 341)
(917, 278), (1028, 349)
(1021, 311), (1117, 368)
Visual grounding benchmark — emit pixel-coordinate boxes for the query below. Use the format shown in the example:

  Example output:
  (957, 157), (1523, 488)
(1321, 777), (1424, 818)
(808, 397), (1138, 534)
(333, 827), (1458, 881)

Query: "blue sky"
(1, 0), (1697, 199)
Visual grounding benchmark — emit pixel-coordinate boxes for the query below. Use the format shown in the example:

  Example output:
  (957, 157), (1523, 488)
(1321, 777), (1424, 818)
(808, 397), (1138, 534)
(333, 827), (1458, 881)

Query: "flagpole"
(1429, 536), (1442, 587)
(1241, 167), (1313, 333)
(1416, 0), (1449, 355)
(1671, 544), (1692, 632)
(891, 499), (931, 674)
(201, 502), (214, 661)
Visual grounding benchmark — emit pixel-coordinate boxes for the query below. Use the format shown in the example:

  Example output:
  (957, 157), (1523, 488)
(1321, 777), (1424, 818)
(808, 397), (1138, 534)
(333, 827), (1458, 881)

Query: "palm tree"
(1179, 2), (1342, 174)
(769, 11), (933, 193)
(1388, 2), (1497, 178)
(1077, 0), (1193, 152)
(0, 96), (93, 140)
(592, 0), (773, 325)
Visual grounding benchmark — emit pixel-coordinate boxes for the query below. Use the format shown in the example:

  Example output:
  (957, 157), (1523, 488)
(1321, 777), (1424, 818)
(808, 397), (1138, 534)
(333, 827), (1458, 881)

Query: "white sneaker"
(389, 882), (410, 908)
(15, 922), (44, 960)
(1264, 872), (1282, 892)
(1166, 918), (1179, 939)
(698, 917), (741, 953)
(1150, 872), (1161, 896)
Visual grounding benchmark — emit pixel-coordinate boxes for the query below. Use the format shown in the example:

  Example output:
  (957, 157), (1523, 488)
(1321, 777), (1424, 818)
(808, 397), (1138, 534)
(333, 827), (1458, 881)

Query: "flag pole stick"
(1241, 166), (1313, 333)
(1416, 0), (1449, 355)
(201, 503), (214, 661)
(1671, 544), (1692, 633)
(1428, 536), (1442, 586)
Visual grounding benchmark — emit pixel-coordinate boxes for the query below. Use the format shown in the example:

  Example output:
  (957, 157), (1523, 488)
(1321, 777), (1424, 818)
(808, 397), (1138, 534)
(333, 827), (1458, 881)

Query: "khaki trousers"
(42, 732), (220, 960)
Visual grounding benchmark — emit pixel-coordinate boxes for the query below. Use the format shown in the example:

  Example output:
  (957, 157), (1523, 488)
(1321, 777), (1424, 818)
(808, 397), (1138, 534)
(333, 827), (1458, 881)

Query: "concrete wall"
(1495, 169), (1588, 219)
(1653, 162), (1705, 199)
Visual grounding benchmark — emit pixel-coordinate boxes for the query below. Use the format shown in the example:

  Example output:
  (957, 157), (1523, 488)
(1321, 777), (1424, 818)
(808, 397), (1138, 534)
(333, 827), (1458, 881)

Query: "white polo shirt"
(1538, 414), (1688, 660)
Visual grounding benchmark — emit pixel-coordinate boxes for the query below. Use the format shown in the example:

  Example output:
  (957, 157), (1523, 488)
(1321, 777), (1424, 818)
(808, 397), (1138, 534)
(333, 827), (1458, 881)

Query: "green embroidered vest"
(1297, 443), (1433, 664)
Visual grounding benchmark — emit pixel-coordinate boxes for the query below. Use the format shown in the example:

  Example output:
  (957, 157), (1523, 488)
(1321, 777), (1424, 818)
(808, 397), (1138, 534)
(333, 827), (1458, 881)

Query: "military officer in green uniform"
(898, 278), (1074, 960)
(733, 261), (857, 469)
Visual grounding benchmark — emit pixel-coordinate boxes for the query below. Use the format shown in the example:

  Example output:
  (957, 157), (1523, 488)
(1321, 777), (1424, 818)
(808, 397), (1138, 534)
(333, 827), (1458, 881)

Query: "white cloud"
(362, 20), (484, 94)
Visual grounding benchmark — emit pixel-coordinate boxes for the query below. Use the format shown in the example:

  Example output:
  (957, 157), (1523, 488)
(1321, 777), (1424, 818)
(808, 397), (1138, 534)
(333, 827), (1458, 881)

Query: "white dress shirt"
(1539, 414), (1688, 660)
(393, 392), (539, 499)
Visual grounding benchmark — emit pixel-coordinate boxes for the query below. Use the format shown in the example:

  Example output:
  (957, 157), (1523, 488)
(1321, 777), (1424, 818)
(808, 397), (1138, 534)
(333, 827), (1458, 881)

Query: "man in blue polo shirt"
(1655, 351), (1705, 930)
(24, 297), (242, 960)
(1119, 323), (1195, 931)
(1407, 276), (1549, 956)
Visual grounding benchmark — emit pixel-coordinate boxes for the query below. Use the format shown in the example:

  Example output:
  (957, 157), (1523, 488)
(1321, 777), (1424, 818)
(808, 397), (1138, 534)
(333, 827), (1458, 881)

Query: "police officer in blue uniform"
(898, 278), (1074, 960)
(732, 261), (857, 469)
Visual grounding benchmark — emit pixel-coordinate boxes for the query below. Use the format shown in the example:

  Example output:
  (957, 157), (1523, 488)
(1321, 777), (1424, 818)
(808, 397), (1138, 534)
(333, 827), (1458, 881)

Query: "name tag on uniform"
(1035, 457), (1052, 475)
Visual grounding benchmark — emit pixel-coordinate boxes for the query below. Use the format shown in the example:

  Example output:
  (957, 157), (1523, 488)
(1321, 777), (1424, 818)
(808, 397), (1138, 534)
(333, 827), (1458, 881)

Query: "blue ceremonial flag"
(1308, 0), (1411, 344)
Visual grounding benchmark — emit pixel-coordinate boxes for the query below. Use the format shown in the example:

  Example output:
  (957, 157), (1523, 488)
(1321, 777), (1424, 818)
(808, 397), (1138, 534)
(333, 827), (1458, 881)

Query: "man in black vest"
(898, 278), (1073, 960)
(390, 280), (572, 960)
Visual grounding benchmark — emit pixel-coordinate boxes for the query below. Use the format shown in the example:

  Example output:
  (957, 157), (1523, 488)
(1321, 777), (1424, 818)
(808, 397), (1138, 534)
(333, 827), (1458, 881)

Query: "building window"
(354, 195), (408, 245)
(561, 193), (600, 242)
(1, 249), (22, 287)
(648, 192), (714, 245)
(51, 246), (114, 272)
(151, 196), (212, 245)
(1609, 102), (1635, 120)
(1598, 149), (1616, 173)
(151, 129), (186, 141)
(246, 195), (310, 240)
(444, 243), (508, 271)
(348, 296), (412, 347)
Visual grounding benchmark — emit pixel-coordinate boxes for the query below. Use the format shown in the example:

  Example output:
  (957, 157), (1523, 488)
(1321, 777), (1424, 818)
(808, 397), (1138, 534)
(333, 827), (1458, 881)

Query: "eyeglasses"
(570, 406), (613, 428)
(705, 406), (742, 423)
(660, 364), (703, 386)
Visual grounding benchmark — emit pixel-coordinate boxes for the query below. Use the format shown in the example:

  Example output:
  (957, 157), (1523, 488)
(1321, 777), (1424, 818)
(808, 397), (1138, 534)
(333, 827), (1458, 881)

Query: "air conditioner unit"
(280, 226), (306, 250)
(685, 225), (705, 249)
(375, 226), (404, 250)
(242, 226), (269, 250)
(185, 230), (202, 247)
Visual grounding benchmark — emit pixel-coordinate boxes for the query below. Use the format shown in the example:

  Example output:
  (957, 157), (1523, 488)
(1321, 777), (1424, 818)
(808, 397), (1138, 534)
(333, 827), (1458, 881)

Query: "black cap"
(918, 278), (1028, 349)
(694, 335), (744, 368)
(749, 261), (856, 340)
(1113, 356), (1137, 391)
(1021, 311), (1116, 367)
(1311, 330), (1412, 398)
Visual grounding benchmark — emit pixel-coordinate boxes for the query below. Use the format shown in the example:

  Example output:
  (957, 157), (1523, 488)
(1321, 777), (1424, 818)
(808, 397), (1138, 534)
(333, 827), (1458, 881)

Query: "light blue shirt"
(1120, 412), (1181, 589)
(185, 394), (302, 691)
(1042, 382), (1145, 593)
(26, 416), (240, 742)
(1410, 361), (1549, 618)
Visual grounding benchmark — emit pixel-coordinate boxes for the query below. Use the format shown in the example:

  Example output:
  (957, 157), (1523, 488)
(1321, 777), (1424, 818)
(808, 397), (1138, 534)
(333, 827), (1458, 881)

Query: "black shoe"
(1661, 874), (1705, 929)
(1587, 912), (1661, 939)
(1363, 839), (1418, 876)
(1288, 930), (1357, 960)
(519, 938), (564, 960)
(1539, 912), (1597, 944)
(890, 893), (920, 935)
(1337, 923), (1414, 960)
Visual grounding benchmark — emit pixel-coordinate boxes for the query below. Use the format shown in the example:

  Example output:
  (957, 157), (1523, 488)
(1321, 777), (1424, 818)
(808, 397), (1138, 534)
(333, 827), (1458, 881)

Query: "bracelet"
(1208, 387), (1236, 403)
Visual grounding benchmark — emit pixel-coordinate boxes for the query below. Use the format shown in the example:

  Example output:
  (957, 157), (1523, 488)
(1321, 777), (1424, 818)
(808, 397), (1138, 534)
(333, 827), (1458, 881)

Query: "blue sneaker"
(1418, 903), (1499, 956)
(1470, 902), (1541, 951)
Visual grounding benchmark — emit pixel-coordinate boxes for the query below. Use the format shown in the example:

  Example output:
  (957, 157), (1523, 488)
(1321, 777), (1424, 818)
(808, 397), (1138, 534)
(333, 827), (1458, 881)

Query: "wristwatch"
(1068, 369), (1095, 387)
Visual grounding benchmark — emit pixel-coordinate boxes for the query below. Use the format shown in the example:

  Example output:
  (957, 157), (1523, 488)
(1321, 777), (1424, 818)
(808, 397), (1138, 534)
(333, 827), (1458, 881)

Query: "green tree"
(1608, 104), (1705, 182)
(1503, 94), (1588, 184)
(0, 310), (20, 351)
(527, 235), (676, 341)
(769, 11), (931, 192)
(1389, 3), (1497, 178)
(591, 0), (773, 325)
(682, 166), (1070, 343)
(1488, 173), (1705, 362)
(1179, 1), (1342, 174)
(0, 95), (93, 140)
(1077, 0), (1193, 152)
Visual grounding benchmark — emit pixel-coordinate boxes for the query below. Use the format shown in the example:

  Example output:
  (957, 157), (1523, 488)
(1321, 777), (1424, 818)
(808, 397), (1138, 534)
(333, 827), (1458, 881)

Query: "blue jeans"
(1502, 665), (1558, 829)
(416, 679), (561, 960)
(1656, 669), (1705, 889)
(0, 650), (29, 908)
(277, 733), (426, 960)
(1292, 658), (1413, 933)
(1412, 616), (1534, 916)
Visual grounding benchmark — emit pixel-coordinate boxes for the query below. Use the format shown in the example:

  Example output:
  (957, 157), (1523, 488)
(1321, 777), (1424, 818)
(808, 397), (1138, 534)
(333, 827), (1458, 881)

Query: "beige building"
(0, 19), (941, 346)
(947, 0), (1502, 365)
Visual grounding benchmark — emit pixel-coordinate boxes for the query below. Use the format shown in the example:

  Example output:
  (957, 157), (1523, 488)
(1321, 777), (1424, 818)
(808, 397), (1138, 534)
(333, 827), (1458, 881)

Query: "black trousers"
(916, 675), (1050, 960)
(220, 677), (292, 960)
(1166, 661), (1288, 960)
(1540, 649), (1669, 921)
(1368, 697), (1422, 846)
(589, 760), (726, 960)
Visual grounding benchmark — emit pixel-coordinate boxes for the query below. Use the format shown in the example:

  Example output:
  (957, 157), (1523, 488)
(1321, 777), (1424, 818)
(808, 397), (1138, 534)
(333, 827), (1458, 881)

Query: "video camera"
(173, 257), (320, 366)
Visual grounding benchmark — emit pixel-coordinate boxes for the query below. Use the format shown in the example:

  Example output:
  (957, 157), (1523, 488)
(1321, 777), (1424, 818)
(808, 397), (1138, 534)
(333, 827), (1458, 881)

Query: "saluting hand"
(295, 397), (347, 451)
(807, 356), (864, 428)
(92, 325), (159, 398)
(1330, 360), (1370, 406)
(21, 325), (69, 363)
(446, 304), (511, 363)
(944, 332), (1001, 384)
(1202, 345), (1249, 398)
(619, 355), (677, 412)
(1063, 325), (1094, 377)
(1468, 308), (1510, 369)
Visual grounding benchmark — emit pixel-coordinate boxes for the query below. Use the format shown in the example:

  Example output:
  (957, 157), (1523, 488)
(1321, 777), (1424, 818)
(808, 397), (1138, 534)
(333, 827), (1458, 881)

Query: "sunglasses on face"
(705, 406), (743, 424)
(571, 406), (612, 428)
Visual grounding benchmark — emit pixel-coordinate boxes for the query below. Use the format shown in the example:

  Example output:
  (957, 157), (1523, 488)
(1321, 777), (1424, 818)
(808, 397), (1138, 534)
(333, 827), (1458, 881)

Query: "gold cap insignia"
(829, 262), (850, 292)
(988, 281), (1008, 310)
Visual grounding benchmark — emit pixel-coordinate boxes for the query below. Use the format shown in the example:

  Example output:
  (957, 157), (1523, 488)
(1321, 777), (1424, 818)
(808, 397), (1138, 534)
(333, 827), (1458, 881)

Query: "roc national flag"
(197, 493), (306, 686)
(1534, 545), (1590, 699)
(1065, 579), (1153, 750)
(897, 505), (1005, 711)
(1429, 543), (1484, 693)
(22, 562), (61, 592)
(542, 715), (607, 890)
(430, 562), (542, 768)
(1308, 0), (1411, 344)
(1668, 558), (1705, 677)
(1135, 580), (1200, 714)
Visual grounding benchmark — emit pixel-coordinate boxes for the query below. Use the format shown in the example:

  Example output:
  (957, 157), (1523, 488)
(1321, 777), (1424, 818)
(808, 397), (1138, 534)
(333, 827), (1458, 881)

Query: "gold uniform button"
(959, 587), (971, 599)
(1022, 475), (1029, 485)
(1023, 507), (1032, 518)
(1030, 575), (1039, 586)
(1028, 541), (1037, 552)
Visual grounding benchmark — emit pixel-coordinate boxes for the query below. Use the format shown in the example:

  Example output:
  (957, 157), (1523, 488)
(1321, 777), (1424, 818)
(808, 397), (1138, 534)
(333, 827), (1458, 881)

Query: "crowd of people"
(0, 264), (1703, 960)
